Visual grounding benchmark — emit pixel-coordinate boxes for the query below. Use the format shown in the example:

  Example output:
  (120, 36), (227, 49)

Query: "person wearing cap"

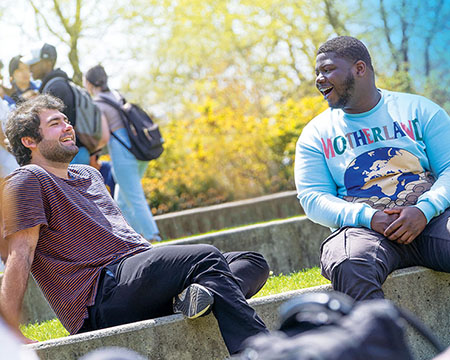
(24, 43), (88, 164)
(8, 55), (40, 105)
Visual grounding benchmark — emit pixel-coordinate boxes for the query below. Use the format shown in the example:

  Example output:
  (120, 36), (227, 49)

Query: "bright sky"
(0, 1), (126, 88)
(1, 0), (449, 104)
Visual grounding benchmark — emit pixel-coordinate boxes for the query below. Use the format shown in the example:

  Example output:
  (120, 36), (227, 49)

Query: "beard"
(37, 138), (79, 163)
(330, 72), (355, 109)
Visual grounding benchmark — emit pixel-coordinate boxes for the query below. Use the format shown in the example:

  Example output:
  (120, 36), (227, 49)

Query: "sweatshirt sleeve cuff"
(358, 206), (378, 229)
(413, 202), (435, 223)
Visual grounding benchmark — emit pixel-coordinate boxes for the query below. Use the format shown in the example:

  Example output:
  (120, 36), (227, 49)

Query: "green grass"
(20, 266), (329, 341)
(254, 267), (330, 298)
(20, 318), (69, 342)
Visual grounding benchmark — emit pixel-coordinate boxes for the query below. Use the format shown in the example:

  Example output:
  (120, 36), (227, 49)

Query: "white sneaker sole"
(173, 284), (214, 319)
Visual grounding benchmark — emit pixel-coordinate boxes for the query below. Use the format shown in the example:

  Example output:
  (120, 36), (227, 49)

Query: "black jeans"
(320, 208), (450, 300)
(81, 244), (269, 354)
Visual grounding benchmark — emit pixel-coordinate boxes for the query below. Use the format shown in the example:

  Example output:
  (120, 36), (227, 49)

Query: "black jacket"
(40, 69), (76, 128)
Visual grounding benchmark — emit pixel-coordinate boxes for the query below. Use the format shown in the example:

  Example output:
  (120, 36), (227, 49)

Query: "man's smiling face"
(315, 52), (356, 110)
(36, 109), (79, 163)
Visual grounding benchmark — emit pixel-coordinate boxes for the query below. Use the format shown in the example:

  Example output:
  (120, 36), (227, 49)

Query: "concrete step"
(154, 190), (302, 239)
(159, 216), (331, 275)
(29, 267), (450, 360)
(11, 216), (329, 325)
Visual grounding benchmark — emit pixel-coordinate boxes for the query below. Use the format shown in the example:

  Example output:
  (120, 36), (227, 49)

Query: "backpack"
(43, 77), (103, 155)
(96, 94), (164, 161)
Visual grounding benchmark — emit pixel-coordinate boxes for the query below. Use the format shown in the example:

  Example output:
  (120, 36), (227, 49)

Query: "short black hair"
(9, 55), (22, 77)
(317, 36), (374, 72)
(85, 65), (109, 92)
(5, 94), (65, 166)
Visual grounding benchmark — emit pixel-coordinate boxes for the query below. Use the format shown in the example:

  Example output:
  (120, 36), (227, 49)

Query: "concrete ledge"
(383, 267), (450, 359)
(160, 216), (331, 275)
(30, 267), (450, 360)
(154, 191), (302, 239)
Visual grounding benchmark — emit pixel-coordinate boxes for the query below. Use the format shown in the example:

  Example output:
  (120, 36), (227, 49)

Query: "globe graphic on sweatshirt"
(343, 147), (434, 209)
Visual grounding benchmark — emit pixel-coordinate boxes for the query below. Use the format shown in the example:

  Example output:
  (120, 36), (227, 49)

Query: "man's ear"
(354, 60), (367, 77)
(21, 137), (38, 149)
(45, 59), (56, 72)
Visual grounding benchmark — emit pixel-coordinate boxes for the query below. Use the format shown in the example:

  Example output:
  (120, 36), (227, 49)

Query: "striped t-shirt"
(1, 164), (151, 334)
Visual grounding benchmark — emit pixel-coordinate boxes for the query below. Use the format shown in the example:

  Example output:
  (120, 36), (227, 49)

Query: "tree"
(118, 0), (354, 118)
(375, 0), (449, 96)
(421, 0), (445, 78)
(28, 0), (84, 84)
(323, 0), (348, 36)
(2, 0), (120, 85)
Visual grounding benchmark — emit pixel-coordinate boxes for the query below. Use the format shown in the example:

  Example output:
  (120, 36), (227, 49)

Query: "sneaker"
(173, 284), (214, 319)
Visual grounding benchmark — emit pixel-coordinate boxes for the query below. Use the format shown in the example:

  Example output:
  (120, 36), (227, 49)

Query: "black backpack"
(97, 94), (164, 161)
(43, 77), (103, 154)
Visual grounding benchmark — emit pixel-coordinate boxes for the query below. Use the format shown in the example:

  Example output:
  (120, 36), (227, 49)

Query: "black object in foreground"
(237, 291), (446, 360)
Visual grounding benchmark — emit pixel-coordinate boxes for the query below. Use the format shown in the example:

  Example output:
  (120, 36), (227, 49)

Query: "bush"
(144, 96), (327, 214)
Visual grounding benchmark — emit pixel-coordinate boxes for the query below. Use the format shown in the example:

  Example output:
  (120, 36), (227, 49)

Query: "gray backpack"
(44, 77), (102, 154)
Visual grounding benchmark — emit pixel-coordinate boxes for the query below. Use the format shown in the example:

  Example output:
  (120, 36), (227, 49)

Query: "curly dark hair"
(317, 36), (374, 72)
(5, 94), (65, 166)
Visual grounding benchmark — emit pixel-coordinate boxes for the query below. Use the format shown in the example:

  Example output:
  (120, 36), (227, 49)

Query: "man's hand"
(0, 225), (39, 329)
(383, 207), (427, 245)
(14, 329), (37, 344)
(371, 210), (399, 235)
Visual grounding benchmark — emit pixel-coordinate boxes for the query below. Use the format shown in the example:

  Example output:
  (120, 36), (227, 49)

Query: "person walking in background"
(8, 55), (40, 105)
(23, 43), (108, 164)
(89, 154), (116, 198)
(84, 65), (161, 242)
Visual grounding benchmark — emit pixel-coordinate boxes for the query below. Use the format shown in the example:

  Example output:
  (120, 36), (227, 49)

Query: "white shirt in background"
(0, 99), (19, 177)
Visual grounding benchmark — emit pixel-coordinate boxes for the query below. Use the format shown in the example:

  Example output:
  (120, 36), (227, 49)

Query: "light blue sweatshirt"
(295, 89), (450, 229)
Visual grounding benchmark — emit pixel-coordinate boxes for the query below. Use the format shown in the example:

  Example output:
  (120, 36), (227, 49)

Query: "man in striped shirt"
(0, 94), (269, 355)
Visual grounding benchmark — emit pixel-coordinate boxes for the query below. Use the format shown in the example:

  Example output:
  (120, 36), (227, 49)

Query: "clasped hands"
(370, 206), (427, 245)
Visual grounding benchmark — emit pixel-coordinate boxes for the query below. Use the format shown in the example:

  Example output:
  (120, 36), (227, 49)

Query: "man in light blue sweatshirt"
(295, 36), (450, 300)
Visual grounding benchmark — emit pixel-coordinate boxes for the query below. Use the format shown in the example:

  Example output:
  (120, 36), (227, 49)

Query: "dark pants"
(320, 209), (450, 301)
(81, 244), (269, 354)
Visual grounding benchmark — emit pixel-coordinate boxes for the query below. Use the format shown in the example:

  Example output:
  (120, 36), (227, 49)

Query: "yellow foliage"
(144, 95), (327, 214)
